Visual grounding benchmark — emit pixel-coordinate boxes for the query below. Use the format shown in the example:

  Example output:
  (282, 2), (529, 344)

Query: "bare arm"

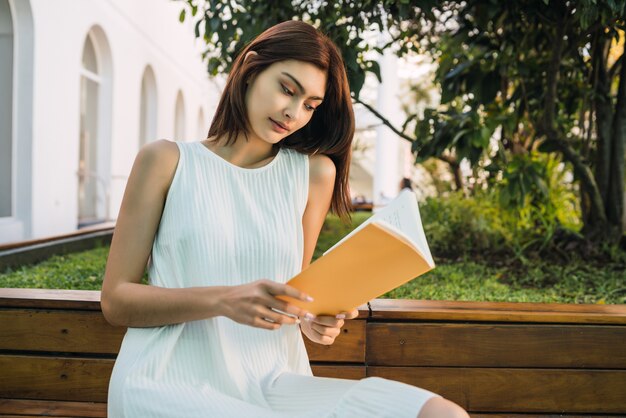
(101, 140), (223, 327)
(299, 154), (358, 345)
(301, 154), (336, 270)
(101, 140), (311, 329)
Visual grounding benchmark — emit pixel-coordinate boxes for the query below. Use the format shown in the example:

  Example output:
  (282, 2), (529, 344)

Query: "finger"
(336, 309), (359, 320)
(344, 309), (359, 319)
(267, 281), (314, 303)
(310, 322), (341, 338)
(252, 316), (281, 331)
(313, 316), (344, 328)
(258, 306), (300, 326)
(268, 298), (312, 320)
(269, 307), (302, 323)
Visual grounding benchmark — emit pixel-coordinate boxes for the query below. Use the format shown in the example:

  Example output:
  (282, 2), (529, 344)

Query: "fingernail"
(336, 314), (345, 319)
(305, 295), (314, 302)
(304, 313), (316, 320)
(295, 318), (301, 324)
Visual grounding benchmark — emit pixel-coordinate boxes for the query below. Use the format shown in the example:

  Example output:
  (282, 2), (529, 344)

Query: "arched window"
(0, 0), (14, 218)
(174, 90), (185, 141)
(197, 108), (205, 140)
(139, 65), (157, 147)
(78, 27), (112, 227)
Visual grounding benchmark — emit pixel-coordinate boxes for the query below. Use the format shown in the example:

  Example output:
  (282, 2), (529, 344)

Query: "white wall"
(0, 0), (223, 244)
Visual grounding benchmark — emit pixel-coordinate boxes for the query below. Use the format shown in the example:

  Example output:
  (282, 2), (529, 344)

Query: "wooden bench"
(1, 288), (625, 417)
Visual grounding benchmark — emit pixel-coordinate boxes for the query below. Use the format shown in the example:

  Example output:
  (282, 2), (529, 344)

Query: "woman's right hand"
(219, 279), (315, 330)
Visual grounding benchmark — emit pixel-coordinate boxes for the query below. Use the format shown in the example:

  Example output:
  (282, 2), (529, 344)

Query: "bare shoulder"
(309, 153), (336, 186)
(138, 139), (179, 169)
(134, 139), (180, 192)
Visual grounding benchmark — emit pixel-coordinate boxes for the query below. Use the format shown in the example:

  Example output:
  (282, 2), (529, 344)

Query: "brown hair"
(207, 20), (354, 222)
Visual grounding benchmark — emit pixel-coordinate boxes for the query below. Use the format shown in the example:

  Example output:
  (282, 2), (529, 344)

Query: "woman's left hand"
(299, 308), (359, 345)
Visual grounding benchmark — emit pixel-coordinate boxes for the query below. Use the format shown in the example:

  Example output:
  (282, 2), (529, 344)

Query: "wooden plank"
(0, 356), (113, 403)
(368, 366), (626, 414)
(304, 319), (365, 362)
(469, 415), (621, 418)
(0, 399), (106, 417)
(4, 291), (625, 324)
(0, 309), (125, 354)
(367, 323), (626, 368)
(311, 364), (366, 380)
(0, 289), (102, 311)
(0, 356), (367, 404)
(369, 299), (626, 324)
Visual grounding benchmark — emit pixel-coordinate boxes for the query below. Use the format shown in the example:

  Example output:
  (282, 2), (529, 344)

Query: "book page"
(324, 189), (434, 267)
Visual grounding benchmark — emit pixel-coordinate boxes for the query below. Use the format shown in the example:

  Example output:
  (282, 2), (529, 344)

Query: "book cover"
(278, 189), (435, 316)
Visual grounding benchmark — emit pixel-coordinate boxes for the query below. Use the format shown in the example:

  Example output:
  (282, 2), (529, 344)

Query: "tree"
(178, 0), (625, 243)
(412, 0), (625, 243)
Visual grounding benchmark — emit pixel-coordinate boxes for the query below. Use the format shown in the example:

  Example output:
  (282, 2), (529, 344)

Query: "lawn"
(1, 212), (624, 304)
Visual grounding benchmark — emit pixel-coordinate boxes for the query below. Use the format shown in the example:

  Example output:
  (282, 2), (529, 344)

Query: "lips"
(269, 118), (290, 132)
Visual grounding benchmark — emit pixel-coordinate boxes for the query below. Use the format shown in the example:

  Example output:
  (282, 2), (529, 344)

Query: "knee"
(417, 396), (470, 418)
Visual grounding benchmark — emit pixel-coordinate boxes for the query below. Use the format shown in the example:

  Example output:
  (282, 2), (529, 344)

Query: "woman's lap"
(264, 372), (442, 418)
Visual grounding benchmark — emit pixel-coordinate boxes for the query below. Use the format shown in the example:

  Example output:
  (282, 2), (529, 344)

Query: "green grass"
(0, 246), (111, 290)
(1, 212), (624, 304)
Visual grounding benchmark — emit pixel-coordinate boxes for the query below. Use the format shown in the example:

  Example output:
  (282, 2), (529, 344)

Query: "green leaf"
(179, 8), (186, 23)
(444, 60), (473, 81)
(210, 17), (220, 32)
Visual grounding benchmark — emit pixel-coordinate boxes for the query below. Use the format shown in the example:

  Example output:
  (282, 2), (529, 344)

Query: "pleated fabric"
(107, 140), (442, 417)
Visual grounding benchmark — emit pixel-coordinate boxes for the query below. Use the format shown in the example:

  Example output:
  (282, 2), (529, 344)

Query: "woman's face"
(244, 59), (327, 146)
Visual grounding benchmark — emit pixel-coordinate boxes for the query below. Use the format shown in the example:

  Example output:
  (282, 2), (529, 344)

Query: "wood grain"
(469, 415), (620, 418)
(368, 366), (626, 414)
(367, 322), (626, 368)
(311, 364), (366, 380)
(369, 299), (626, 324)
(0, 289), (102, 310)
(0, 355), (113, 403)
(304, 319), (365, 362)
(0, 399), (107, 417)
(0, 309), (125, 354)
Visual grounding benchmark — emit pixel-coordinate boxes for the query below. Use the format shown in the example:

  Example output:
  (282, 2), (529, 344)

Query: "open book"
(278, 189), (435, 316)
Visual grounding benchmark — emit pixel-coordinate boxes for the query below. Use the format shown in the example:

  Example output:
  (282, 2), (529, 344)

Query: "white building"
(0, 0), (220, 244)
(0, 0), (435, 245)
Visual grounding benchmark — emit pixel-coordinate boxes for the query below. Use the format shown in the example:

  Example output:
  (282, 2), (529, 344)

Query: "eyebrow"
(281, 72), (324, 101)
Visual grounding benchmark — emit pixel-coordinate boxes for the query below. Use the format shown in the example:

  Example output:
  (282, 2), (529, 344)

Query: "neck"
(205, 132), (278, 169)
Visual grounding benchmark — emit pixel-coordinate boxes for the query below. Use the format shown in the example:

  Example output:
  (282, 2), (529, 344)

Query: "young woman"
(101, 20), (469, 418)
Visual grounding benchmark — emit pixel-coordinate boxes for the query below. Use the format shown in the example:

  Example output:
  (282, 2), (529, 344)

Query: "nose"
(284, 104), (299, 121)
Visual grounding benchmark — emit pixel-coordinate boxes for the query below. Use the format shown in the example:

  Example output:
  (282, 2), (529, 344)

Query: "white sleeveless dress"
(107, 140), (442, 417)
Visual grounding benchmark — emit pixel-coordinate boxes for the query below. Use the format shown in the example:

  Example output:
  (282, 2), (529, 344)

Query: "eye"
(280, 83), (293, 96)
(304, 103), (315, 112)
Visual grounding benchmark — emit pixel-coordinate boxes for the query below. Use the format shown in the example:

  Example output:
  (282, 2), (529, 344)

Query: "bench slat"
(368, 366), (626, 414)
(369, 299), (626, 324)
(0, 289), (101, 310)
(0, 399), (106, 417)
(0, 309), (125, 354)
(0, 354), (366, 403)
(367, 322), (626, 368)
(469, 415), (621, 417)
(311, 365), (366, 380)
(0, 308), (366, 362)
(0, 355), (113, 402)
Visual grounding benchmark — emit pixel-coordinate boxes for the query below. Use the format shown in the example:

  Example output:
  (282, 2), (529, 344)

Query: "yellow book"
(279, 189), (435, 316)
